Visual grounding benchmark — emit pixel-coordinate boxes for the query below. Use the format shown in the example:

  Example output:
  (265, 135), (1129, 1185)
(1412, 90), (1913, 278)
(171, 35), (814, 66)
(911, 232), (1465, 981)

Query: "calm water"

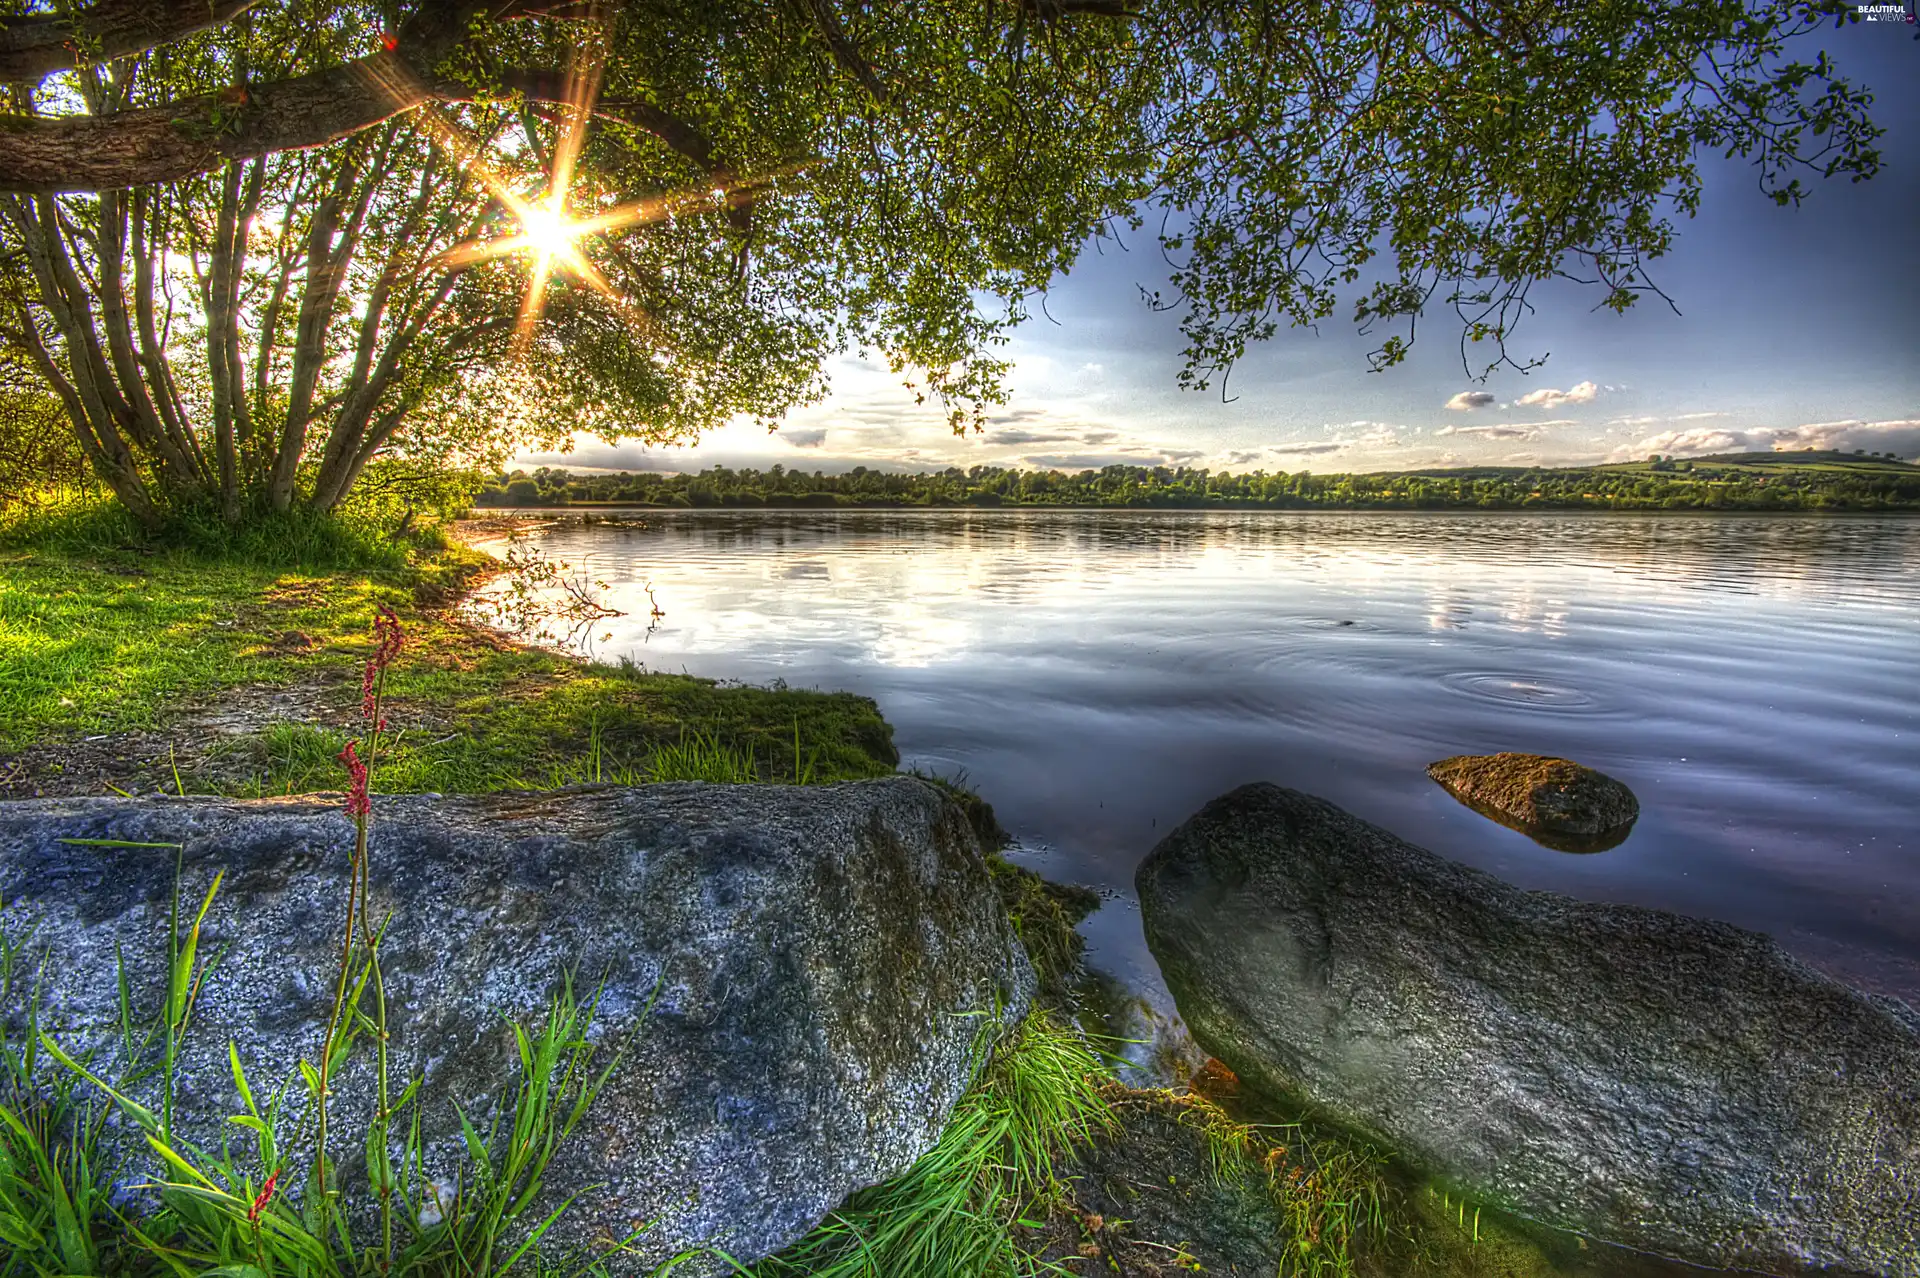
(469, 510), (1920, 1039)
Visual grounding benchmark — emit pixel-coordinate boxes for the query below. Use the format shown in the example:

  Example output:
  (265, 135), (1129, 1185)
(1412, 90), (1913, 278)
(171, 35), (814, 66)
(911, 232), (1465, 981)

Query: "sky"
(519, 19), (1920, 478)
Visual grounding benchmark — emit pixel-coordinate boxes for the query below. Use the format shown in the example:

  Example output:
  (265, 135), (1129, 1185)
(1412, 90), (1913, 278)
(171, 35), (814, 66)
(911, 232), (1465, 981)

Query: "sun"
(519, 202), (581, 259)
(387, 29), (796, 352)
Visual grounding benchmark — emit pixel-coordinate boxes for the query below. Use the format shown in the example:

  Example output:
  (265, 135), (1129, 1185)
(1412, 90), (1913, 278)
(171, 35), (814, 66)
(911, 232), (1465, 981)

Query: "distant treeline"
(476, 454), (1920, 513)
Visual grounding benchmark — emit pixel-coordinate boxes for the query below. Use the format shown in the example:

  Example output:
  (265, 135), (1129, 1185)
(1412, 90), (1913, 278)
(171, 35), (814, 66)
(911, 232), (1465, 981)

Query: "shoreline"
(467, 502), (1920, 518)
(0, 524), (900, 799)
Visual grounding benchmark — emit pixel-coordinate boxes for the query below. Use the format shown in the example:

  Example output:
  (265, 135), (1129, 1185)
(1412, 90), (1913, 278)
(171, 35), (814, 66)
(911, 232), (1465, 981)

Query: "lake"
(467, 509), (1920, 1071)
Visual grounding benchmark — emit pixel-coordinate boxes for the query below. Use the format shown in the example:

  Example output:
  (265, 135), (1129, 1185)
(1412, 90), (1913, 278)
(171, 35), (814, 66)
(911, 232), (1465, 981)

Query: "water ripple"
(1440, 671), (1604, 712)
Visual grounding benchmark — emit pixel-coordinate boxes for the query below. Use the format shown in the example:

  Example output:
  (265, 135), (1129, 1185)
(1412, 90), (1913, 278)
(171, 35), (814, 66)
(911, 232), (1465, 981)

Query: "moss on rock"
(1426, 752), (1637, 845)
(904, 769), (1101, 1003)
(986, 855), (1101, 1002)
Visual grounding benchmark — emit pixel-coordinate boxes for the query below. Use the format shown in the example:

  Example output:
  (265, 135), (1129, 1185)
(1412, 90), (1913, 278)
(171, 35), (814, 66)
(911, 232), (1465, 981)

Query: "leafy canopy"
(0, 0), (1884, 518)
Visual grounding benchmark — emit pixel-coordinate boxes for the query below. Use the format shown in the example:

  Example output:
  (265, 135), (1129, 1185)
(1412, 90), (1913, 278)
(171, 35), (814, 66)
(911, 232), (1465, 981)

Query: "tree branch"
(505, 77), (716, 168)
(0, 0), (263, 85)
(0, 58), (740, 194)
(2, 55), (416, 191)
(796, 0), (888, 104)
(0, 2), (510, 191)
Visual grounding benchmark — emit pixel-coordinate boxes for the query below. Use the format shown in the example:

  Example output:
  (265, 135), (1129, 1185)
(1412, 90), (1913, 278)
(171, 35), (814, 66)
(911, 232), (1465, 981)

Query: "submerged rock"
(0, 779), (1033, 1273)
(1136, 783), (1920, 1277)
(1427, 752), (1638, 848)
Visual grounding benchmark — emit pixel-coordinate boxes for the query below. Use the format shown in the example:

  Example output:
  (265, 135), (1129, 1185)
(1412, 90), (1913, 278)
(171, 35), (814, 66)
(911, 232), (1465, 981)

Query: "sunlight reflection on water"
(469, 510), (1920, 1032)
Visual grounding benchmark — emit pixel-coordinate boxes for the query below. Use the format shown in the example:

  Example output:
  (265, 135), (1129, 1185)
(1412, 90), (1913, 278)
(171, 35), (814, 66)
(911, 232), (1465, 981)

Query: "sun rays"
(394, 30), (631, 351)
(358, 16), (781, 354)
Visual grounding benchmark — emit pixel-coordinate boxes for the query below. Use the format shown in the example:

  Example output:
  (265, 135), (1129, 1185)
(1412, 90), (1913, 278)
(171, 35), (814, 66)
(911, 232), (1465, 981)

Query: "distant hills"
(479, 451), (1920, 513)
(1383, 450), (1917, 480)
(1658, 450), (1916, 469)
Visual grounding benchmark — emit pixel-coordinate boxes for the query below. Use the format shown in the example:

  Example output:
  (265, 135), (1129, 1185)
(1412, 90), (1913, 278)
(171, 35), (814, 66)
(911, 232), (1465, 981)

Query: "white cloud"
(1022, 451), (1191, 470)
(1607, 428), (1751, 459)
(1514, 380), (1599, 409)
(1605, 418), (1920, 462)
(1341, 422), (1406, 446)
(782, 428), (829, 448)
(1764, 419), (1920, 454)
(989, 429), (1081, 445)
(1400, 450), (1463, 468)
(1262, 423), (1407, 459)
(1445, 390), (1497, 411)
(1436, 425), (1538, 439)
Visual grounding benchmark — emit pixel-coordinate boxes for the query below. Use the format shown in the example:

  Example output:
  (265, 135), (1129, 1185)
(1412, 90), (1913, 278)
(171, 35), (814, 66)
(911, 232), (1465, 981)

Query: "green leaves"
(36, 1036), (160, 1139)
(0, 1100), (100, 1275)
(1, 0), (1884, 521)
(169, 869), (224, 1038)
(1154, 0), (1880, 383)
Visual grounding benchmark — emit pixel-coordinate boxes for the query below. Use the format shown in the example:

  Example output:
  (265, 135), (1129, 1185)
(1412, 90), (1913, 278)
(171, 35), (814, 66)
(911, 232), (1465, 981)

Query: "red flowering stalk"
(361, 605), (404, 723)
(317, 605), (405, 1249)
(248, 1168), (280, 1224)
(337, 740), (371, 819)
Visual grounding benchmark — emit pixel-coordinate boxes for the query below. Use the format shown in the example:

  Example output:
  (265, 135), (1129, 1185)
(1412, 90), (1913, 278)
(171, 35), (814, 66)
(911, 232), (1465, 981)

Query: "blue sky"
(524, 20), (1920, 477)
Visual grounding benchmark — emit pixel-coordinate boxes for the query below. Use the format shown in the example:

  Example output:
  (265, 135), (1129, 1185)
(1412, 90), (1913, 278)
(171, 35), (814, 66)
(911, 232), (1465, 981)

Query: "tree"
(0, 349), (88, 503)
(0, 0), (1885, 527)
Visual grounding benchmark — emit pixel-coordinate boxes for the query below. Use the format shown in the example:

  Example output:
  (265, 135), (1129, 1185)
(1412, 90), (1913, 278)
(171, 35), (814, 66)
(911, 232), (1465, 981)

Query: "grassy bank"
(0, 504), (896, 799)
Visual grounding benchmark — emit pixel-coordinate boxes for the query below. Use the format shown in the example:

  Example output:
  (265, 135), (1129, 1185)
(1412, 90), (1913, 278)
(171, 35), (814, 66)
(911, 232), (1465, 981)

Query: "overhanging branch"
(797, 0), (888, 104)
(490, 69), (719, 168)
(0, 0), (263, 85)
(0, 55), (426, 191)
(0, 2), (513, 191)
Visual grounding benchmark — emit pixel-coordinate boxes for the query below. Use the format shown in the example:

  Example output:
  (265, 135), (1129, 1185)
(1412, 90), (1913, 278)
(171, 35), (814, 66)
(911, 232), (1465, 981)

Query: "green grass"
(209, 670), (890, 798)
(983, 859), (1100, 1003)
(0, 505), (475, 750)
(0, 504), (896, 793)
(1125, 1086), (1389, 1278)
(747, 1012), (1111, 1278)
(0, 874), (700, 1277)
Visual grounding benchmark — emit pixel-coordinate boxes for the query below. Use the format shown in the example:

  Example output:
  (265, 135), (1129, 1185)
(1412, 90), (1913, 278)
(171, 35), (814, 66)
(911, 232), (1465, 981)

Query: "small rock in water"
(1427, 751), (1637, 845)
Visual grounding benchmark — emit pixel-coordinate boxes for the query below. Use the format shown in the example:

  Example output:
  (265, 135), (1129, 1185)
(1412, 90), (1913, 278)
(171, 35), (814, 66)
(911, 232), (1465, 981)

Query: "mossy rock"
(1427, 752), (1637, 847)
(1023, 1086), (1294, 1276)
(1138, 782), (1920, 1275)
(987, 855), (1100, 1002)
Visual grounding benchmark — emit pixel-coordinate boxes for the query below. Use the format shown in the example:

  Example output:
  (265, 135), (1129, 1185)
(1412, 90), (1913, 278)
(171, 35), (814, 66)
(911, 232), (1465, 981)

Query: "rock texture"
(0, 779), (1033, 1273)
(1428, 752), (1638, 851)
(1027, 1087), (1291, 1277)
(1136, 783), (1920, 1277)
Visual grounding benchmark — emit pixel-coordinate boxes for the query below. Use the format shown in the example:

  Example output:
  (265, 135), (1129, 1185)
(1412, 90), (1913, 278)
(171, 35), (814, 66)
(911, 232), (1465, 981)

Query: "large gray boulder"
(0, 779), (1033, 1272)
(1136, 783), (1920, 1277)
